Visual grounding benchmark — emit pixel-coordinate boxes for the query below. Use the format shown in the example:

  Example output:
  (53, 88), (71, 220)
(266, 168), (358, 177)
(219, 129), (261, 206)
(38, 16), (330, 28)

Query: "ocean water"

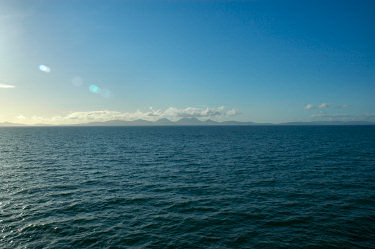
(0, 126), (374, 248)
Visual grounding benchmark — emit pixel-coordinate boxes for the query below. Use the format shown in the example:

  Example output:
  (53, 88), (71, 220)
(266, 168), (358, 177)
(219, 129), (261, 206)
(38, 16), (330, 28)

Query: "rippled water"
(1, 126), (374, 248)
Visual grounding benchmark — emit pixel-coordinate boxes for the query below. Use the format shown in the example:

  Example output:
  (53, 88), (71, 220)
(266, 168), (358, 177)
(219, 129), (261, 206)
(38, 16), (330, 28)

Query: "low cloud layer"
(310, 113), (375, 121)
(304, 103), (370, 121)
(304, 104), (314, 110)
(318, 103), (330, 109)
(26, 106), (237, 124)
(305, 103), (348, 110)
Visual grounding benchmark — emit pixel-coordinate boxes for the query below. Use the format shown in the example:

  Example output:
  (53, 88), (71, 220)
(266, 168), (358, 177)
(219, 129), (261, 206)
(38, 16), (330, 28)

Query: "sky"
(0, 0), (374, 124)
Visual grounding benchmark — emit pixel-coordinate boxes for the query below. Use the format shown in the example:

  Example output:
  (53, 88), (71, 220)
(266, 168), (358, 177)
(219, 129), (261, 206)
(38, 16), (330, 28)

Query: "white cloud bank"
(304, 103), (334, 110)
(304, 104), (314, 110)
(0, 83), (15, 89)
(310, 113), (375, 121)
(27, 106), (238, 125)
(318, 103), (330, 109)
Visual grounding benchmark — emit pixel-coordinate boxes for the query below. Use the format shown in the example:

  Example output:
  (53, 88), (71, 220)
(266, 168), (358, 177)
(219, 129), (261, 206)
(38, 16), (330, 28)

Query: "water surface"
(1, 126), (374, 248)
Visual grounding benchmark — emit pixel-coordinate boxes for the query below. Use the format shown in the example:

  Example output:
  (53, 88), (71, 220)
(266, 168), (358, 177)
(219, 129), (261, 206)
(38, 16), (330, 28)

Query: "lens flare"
(89, 84), (100, 94)
(72, 76), (83, 87)
(100, 89), (111, 98)
(39, 65), (51, 73)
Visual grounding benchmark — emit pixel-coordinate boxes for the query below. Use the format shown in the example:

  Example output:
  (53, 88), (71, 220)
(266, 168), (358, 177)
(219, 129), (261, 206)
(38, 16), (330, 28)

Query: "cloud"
(318, 103), (330, 109)
(162, 106), (228, 118)
(16, 115), (26, 120)
(29, 106), (238, 124)
(304, 103), (331, 110)
(310, 113), (375, 121)
(0, 83), (15, 89)
(304, 104), (314, 110)
(226, 109), (237, 116)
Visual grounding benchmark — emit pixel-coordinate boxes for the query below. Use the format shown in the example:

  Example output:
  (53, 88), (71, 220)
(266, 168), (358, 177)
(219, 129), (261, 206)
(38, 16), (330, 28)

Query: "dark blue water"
(1, 126), (374, 248)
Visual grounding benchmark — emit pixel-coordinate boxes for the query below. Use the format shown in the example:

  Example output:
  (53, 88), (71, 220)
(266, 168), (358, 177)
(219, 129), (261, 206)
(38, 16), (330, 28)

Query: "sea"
(0, 126), (374, 248)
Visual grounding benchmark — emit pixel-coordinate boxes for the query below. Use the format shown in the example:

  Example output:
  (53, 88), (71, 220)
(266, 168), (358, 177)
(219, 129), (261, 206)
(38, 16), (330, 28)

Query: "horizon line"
(1, 118), (374, 127)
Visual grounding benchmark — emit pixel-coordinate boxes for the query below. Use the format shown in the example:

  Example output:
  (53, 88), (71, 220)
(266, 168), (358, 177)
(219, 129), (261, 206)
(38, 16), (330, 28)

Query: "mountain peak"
(156, 118), (173, 123)
(176, 117), (202, 125)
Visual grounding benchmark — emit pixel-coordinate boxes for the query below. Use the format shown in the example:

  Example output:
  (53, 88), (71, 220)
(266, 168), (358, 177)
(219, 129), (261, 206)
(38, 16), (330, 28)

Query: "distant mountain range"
(279, 121), (375, 126)
(1, 118), (374, 126)
(74, 118), (270, 126)
(0, 122), (25, 126)
(74, 119), (375, 126)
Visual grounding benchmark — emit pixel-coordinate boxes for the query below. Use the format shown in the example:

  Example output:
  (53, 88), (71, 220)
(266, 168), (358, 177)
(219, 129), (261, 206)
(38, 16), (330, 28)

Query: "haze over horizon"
(1, 0), (374, 125)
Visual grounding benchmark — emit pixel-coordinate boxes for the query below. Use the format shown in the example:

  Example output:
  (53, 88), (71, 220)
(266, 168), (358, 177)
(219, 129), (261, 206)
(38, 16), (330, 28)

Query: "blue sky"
(0, 0), (374, 124)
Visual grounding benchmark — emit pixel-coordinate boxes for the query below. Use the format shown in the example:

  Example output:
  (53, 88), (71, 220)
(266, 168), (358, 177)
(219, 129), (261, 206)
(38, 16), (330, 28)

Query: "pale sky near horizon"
(0, 0), (374, 124)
